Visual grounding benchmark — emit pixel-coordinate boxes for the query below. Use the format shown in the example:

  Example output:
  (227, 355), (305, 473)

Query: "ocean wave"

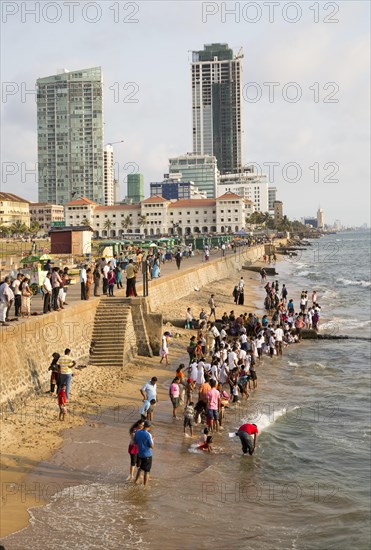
(337, 278), (371, 288)
(320, 318), (370, 331)
(4, 483), (147, 549)
(240, 406), (300, 433)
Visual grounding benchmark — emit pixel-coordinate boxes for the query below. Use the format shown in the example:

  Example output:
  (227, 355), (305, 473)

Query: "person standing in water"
(134, 420), (154, 486)
(236, 423), (258, 455)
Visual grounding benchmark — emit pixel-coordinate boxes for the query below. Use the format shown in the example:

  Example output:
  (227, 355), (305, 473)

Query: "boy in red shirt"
(58, 384), (67, 421)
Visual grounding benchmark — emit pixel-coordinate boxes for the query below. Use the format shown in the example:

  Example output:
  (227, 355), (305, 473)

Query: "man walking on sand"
(134, 420), (154, 486)
(208, 294), (216, 321)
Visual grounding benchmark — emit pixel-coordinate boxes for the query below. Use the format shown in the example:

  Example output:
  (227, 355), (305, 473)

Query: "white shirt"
(275, 328), (284, 342)
(12, 279), (21, 296)
(80, 268), (87, 283)
(228, 351), (238, 368)
(43, 277), (52, 292)
(239, 349), (247, 362)
(238, 279), (244, 290)
(103, 265), (110, 278)
(241, 334), (247, 344)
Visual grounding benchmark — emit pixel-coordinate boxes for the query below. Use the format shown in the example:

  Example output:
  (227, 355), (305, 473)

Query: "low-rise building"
(0, 192), (30, 227)
(64, 193), (253, 238)
(29, 202), (64, 233)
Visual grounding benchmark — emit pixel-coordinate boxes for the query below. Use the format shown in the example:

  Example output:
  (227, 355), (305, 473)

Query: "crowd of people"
(127, 273), (323, 485)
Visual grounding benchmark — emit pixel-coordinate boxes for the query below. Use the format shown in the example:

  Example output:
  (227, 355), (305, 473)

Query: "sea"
(2, 230), (370, 550)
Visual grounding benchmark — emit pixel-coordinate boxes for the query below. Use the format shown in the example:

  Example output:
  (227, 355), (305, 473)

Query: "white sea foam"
(337, 278), (371, 288)
(240, 406), (300, 433)
(296, 270), (311, 277)
(288, 361), (299, 367)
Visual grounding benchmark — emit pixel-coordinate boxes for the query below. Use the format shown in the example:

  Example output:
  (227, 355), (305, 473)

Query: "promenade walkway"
(1, 245), (254, 328)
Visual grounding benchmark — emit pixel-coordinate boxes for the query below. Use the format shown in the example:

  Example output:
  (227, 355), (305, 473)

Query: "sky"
(1, 0), (370, 226)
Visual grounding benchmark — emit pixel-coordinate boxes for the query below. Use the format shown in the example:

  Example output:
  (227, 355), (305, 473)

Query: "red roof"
(169, 199), (216, 208)
(95, 204), (140, 211)
(0, 192), (31, 203)
(30, 202), (64, 207)
(216, 192), (243, 200)
(65, 197), (97, 206)
(142, 195), (169, 204)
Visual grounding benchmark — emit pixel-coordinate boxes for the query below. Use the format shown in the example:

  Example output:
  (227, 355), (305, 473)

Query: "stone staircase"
(89, 297), (135, 367)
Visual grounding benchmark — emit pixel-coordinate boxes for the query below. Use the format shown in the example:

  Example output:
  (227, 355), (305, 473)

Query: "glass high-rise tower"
(191, 43), (243, 175)
(37, 67), (104, 205)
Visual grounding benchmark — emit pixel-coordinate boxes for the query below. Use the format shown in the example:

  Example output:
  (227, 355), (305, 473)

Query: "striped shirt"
(58, 355), (74, 374)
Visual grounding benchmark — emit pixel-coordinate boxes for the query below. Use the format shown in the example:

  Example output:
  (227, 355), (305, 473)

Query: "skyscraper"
(37, 67), (104, 205)
(103, 145), (114, 206)
(127, 174), (144, 203)
(191, 43), (243, 175)
(168, 153), (219, 198)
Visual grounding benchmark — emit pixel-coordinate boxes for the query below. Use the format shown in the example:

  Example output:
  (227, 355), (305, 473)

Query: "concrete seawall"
(0, 243), (269, 408)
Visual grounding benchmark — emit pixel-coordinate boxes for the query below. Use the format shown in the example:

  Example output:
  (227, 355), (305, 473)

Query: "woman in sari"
(86, 268), (93, 299)
(20, 277), (32, 318)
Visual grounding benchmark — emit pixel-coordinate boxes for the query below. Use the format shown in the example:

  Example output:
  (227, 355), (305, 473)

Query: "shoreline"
(1, 252), (317, 541)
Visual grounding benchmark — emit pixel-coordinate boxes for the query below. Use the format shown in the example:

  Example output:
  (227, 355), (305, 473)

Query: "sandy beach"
(1, 260), (265, 538)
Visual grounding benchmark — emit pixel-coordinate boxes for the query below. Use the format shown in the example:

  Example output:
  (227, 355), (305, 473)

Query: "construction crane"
(236, 47), (244, 59)
(105, 140), (124, 146)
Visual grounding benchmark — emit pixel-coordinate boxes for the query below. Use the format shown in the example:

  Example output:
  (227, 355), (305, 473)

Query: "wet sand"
(1, 263), (264, 538)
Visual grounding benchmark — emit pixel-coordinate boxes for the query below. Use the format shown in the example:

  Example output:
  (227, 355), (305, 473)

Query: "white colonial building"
(64, 192), (254, 238)
(218, 170), (269, 213)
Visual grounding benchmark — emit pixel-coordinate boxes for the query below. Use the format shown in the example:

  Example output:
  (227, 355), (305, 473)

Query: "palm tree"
(138, 214), (147, 233)
(121, 215), (132, 232)
(80, 217), (93, 230)
(103, 219), (113, 236)
(10, 220), (28, 237)
(0, 225), (10, 237)
(30, 221), (40, 235)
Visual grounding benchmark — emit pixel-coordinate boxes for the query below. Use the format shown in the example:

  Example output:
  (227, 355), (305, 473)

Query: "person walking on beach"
(236, 423), (258, 455)
(140, 377), (158, 419)
(57, 348), (76, 399)
(206, 379), (220, 433)
(127, 419), (144, 481)
(208, 294), (216, 321)
(160, 331), (171, 365)
(169, 377), (180, 418)
(134, 420), (154, 486)
(58, 383), (67, 421)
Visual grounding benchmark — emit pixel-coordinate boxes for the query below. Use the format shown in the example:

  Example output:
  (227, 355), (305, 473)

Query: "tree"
(138, 214), (147, 231)
(121, 215), (132, 232)
(30, 221), (40, 234)
(103, 219), (113, 233)
(10, 220), (29, 237)
(80, 217), (93, 230)
(0, 225), (10, 237)
(246, 211), (272, 227)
